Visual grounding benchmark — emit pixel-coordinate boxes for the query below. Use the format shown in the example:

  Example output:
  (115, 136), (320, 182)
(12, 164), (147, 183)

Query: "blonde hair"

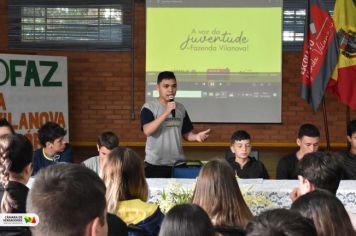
(100, 147), (148, 213)
(192, 159), (253, 228)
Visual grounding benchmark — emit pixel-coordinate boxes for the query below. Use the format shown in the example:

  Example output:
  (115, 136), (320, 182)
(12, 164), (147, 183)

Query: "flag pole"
(346, 106), (351, 150)
(322, 97), (331, 150)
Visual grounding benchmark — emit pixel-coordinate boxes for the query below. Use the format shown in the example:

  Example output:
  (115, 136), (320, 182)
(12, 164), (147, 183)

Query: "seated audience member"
(289, 151), (356, 228)
(341, 119), (356, 179)
(32, 122), (72, 175)
(0, 134), (33, 213)
(276, 123), (320, 179)
(0, 118), (15, 136)
(291, 189), (355, 236)
(27, 164), (127, 236)
(101, 147), (164, 236)
(192, 159), (253, 229)
(26, 164), (112, 236)
(159, 203), (215, 236)
(245, 209), (317, 236)
(227, 130), (269, 179)
(290, 151), (344, 200)
(83, 131), (119, 175)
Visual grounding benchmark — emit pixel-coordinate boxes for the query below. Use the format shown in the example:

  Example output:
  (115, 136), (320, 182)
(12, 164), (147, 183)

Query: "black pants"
(145, 162), (172, 178)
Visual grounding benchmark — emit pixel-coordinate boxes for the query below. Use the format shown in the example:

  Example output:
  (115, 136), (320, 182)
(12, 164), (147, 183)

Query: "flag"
(300, 0), (339, 112)
(327, 0), (356, 109)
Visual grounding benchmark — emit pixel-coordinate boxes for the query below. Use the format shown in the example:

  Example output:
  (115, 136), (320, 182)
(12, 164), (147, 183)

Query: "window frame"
(8, 0), (133, 51)
(282, 0), (335, 51)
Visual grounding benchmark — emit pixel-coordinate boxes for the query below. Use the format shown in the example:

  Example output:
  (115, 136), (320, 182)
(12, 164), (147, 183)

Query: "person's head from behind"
(297, 124), (320, 156)
(246, 209), (317, 236)
(97, 131), (119, 160)
(291, 189), (355, 236)
(0, 118), (15, 136)
(156, 71), (177, 102)
(297, 151), (344, 195)
(347, 119), (356, 151)
(38, 122), (66, 153)
(0, 134), (33, 213)
(230, 130), (252, 160)
(27, 164), (107, 236)
(192, 159), (252, 227)
(159, 203), (215, 236)
(100, 147), (148, 213)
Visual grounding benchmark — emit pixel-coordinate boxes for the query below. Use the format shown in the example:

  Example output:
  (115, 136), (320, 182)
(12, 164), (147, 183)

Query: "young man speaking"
(141, 71), (210, 178)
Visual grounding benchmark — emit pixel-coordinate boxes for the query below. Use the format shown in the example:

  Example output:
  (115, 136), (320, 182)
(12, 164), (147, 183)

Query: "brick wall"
(0, 1), (355, 147)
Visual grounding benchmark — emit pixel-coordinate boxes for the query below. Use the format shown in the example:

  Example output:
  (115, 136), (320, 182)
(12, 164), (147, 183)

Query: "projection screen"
(146, 0), (283, 123)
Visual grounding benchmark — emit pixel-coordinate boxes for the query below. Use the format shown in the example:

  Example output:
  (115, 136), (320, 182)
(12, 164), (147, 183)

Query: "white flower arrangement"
(156, 181), (195, 213)
(155, 180), (275, 215)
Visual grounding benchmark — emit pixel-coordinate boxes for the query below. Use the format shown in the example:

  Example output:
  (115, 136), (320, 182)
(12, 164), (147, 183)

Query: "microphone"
(168, 95), (175, 118)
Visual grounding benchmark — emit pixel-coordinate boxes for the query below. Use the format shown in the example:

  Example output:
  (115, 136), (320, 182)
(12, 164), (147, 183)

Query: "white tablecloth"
(147, 178), (356, 215)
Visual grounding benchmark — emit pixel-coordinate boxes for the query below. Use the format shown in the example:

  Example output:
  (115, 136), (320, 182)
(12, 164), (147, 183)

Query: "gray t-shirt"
(141, 99), (193, 166)
(82, 156), (100, 174)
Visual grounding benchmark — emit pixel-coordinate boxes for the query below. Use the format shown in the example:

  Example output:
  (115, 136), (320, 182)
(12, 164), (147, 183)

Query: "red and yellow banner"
(327, 0), (356, 109)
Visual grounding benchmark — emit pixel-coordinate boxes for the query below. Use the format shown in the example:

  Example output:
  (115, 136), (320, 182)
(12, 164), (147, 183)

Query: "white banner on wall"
(0, 53), (68, 149)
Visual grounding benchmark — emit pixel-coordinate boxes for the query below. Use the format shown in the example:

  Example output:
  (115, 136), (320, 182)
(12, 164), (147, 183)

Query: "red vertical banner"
(300, 0), (339, 111)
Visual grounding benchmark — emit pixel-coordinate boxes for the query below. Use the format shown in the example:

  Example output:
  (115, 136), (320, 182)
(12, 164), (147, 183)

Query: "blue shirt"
(32, 144), (73, 176)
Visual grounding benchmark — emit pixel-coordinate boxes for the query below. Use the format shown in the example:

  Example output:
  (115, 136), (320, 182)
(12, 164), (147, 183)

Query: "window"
(8, 0), (133, 51)
(282, 0), (335, 51)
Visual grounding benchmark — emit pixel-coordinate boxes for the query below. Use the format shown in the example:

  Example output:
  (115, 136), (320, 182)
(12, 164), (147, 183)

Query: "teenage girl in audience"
(0, 134), (33, 213)
(101, 147), (164, 236)
(192, 159), (253, 229)
(291, 189), (356, 236)
(159, 203), (215, 236)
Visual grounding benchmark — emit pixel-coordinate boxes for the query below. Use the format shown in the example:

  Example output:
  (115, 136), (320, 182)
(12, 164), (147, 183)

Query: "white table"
(147, 178), (356, 215)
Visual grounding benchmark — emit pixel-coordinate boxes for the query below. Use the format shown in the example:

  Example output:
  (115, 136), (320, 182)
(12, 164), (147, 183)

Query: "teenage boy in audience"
(32, 122), (72, 175)
(27, 164), (109, 236)
(83, 131), (119, 174)
(290, 151), (344, 200)
(227, 130), (269, 178)
(340, 119), (356, 179)
(141, 71), (210, 178)
(276, 123), (320, 179)
(0, 118), (15, 136)
(289, 151), (356, 228)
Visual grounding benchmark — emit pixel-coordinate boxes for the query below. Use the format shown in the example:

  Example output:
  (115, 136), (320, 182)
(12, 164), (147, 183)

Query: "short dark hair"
(157, 71), (176, 84)
(246, 209), (317, 236)
(298, 124), (320, 139)
(97, 131), (119, 150)
(159, 204), (215, 236)
(291, 189), (355, 236)
(297, 151), (344, 194)
(347, 119), (356, 137)
(0, 118), (15, 134)
(38, 122), (66, 147)
(27, 164), (107, 236)
(230, 130), (251, 144)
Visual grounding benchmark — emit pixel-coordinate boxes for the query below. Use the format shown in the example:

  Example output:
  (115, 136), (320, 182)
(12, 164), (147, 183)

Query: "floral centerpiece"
(155, 180), (275, 215)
